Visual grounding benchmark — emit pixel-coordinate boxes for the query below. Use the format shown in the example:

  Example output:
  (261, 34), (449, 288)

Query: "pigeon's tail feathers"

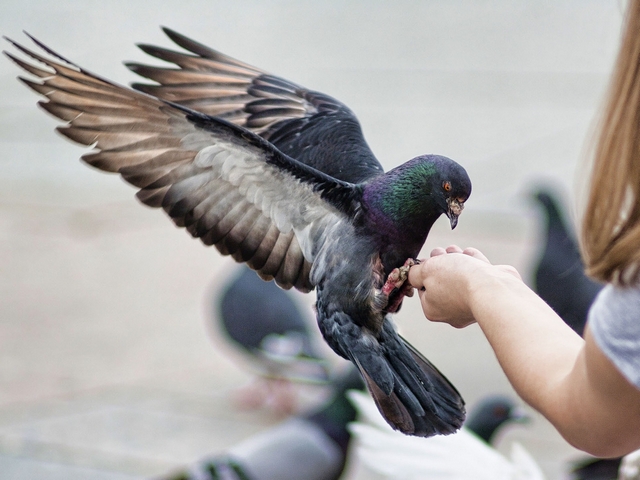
(391, 332), (465, 436)
(356, 361), (416, 435)
(347, 325), (465, 437)
(399, 336), (466, 419)
(316, 300), (464, 437)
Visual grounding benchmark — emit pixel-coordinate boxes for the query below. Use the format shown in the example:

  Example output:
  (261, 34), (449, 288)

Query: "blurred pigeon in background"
(215, 265), (329, 414)
(531, 187), (602, 335)
(568, 456), (623, 480)
(463, 394), (530, 445)
(158, 366), (364, 480)
(348, 390), (542, 480)
(569, 447), (640, 480)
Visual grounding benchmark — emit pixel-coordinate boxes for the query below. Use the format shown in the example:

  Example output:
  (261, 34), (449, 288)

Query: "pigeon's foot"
(382, 258), (419, 313)
(382, 258), (418, 295)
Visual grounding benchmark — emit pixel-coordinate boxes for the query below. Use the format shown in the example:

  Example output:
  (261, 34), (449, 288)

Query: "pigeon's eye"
(443, 181), (452, 192)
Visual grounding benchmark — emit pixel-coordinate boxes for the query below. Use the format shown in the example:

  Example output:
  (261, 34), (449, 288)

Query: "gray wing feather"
(5, 35), (348, 292)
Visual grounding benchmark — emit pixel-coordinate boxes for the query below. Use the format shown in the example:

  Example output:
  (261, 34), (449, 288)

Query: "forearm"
(468, 271), (583, 417)
(468, 270), (640, 456)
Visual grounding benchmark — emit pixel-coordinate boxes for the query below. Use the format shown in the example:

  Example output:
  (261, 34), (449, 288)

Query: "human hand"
(408, 245), (521, 328)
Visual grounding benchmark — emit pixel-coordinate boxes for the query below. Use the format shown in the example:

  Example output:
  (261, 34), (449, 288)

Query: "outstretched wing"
(4, 35), (362, 292)
(126, 27), (385, 183)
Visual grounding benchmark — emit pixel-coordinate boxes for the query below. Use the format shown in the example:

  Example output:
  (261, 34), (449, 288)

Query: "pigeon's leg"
(382, 258), (419, 313)
(233, 377), (296, 416)
(233, 378), (270, 410)
(265, 377), (297, 416)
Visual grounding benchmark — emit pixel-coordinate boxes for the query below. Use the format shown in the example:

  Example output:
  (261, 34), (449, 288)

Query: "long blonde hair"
(582, 0), (640, 286)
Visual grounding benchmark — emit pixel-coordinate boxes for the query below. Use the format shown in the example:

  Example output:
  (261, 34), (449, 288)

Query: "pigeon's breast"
(312, 237), (385, 330)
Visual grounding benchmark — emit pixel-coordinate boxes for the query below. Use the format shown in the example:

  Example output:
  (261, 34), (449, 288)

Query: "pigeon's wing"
(126, 27), (385, 183)
(347, 391), (520, 480)
(5, 35), (361, 293)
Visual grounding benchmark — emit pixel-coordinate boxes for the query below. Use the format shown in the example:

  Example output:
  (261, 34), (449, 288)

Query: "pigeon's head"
(391, 154), (471, 229)
(424, 155), (472, 229)
(362, 155), (471, 240)
(464, 395), (530, 444)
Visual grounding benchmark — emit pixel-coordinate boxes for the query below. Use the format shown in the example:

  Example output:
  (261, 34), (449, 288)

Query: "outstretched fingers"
(461, 246), (490, 263)
(430, 245), (489, 261)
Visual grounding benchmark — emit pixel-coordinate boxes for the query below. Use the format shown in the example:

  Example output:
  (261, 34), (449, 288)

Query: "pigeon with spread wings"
(4, 29), (470, 437)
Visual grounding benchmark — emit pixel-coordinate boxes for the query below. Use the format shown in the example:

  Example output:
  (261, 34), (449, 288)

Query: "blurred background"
(0, 1), (628, 479)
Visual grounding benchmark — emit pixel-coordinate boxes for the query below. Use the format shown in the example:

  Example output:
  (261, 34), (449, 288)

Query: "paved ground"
(0, 1), (627, 479)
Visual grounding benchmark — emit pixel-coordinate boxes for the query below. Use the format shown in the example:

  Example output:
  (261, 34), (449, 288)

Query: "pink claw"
(381, 258), (419, 313)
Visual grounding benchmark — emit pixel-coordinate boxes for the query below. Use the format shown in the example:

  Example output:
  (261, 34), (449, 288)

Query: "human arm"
(408, 246), (640, 457)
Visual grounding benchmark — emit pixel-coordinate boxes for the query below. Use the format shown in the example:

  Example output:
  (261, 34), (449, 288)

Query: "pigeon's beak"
(446, 197), (465, 229)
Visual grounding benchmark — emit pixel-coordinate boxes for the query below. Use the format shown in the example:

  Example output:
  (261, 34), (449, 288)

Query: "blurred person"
(408, 0), (640, 459)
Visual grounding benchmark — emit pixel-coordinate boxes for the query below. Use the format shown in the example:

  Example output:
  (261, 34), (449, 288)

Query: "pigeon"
(463, 394), (531, 445)
(215, 265), (329, 414)
(568, 456), (623, 480)
(159, 366), (365, 480)
(531, 187), (602, 335)
(348, 390), (544, 480)
(5, 29), (471, 437)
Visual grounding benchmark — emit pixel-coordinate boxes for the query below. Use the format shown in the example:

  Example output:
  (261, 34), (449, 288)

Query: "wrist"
(466, 264), (525, 322)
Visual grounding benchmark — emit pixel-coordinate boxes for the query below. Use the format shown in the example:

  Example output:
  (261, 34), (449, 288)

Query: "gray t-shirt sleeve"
(588, 283), (640, 390)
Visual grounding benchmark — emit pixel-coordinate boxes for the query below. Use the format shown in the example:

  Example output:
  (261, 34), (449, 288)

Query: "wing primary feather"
(160, 26), (261, 72)
(132, 45), (260, 78)
(260, 232), (294, 278)
(222, 208), (262, 257)
(246, 223), (281, 271)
